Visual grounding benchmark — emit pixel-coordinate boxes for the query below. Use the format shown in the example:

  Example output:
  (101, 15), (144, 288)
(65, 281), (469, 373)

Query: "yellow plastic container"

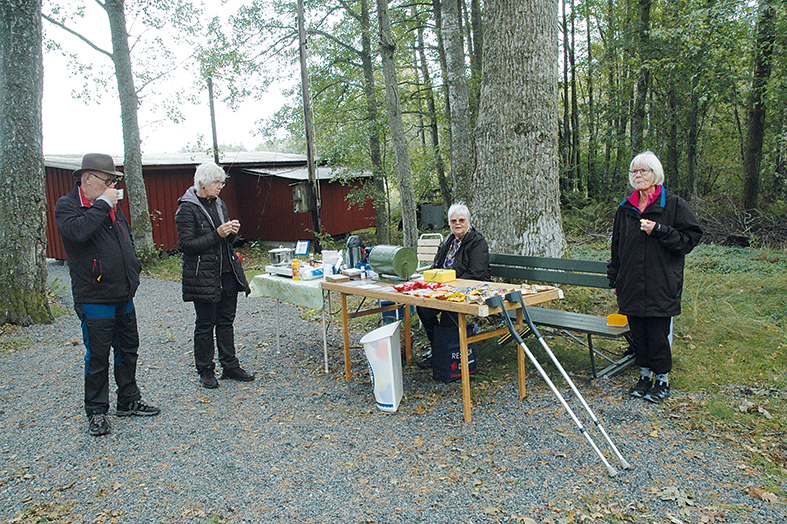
(423, 269), (456, 283)
(606, 313), (628, 326)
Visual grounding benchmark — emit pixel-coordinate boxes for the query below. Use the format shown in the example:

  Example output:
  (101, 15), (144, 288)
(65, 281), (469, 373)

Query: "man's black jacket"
(54, 182), (141, 304)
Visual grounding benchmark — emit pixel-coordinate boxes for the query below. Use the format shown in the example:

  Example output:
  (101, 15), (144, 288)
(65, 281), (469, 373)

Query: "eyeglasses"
(89, 172), (123, 186)
(629, 168), (651, 175)
(210, 179), (226, 187)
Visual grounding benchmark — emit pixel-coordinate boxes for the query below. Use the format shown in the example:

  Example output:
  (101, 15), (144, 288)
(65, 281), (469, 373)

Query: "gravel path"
(0, 261), (783, 523)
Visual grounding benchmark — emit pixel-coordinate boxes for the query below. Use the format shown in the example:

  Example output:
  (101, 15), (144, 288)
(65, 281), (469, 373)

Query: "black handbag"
(432, 324), (477, 383)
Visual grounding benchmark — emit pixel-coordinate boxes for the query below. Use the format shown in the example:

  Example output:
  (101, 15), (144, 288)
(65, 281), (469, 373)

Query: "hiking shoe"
(200, 368), (219, 389)
(117, 399), (161, 417)
(629, 376), (652, 398)
(417, 349), (432, 369)
(644, 380), (671, 404)
(88, 413), (111, 436)
(221, 366), (255, 382)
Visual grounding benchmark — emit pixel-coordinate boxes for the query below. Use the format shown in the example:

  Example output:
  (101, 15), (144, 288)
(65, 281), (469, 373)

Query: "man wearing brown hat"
(55, 153), (160, 436)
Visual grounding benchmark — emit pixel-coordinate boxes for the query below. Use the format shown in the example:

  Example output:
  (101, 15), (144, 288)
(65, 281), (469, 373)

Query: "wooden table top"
(320, 278), (562, 316)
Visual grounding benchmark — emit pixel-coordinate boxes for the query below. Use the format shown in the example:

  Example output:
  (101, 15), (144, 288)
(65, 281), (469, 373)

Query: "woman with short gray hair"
(607, 151), (702, 404)
(416, 202), (490, 369)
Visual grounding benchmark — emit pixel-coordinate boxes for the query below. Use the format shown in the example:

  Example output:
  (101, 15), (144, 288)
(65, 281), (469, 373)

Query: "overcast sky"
(41, 1), (288, 156)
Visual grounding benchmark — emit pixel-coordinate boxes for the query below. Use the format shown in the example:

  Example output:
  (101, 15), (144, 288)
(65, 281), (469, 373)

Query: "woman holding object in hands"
(607, 151), (702, 404)
(176, 162), (254, 389)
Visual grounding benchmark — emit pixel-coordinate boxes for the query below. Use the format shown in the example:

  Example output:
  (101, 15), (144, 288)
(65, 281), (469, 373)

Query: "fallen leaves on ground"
(744, 486), (778, 503)
(653, 486), (695, 507)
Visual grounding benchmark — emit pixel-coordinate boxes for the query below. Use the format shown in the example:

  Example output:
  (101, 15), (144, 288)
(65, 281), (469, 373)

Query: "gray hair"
(629, 151), (665, 188)
(447, 202), (470, 224)
(193, 161), (226, 191)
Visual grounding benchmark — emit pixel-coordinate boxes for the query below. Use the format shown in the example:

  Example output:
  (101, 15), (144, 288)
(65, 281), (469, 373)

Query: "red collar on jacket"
(627, 185), (663, 213)
(79, 185), (117, 224)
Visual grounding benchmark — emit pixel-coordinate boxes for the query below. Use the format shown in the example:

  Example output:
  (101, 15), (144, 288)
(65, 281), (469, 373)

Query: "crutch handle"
(505, 291), (541, 337)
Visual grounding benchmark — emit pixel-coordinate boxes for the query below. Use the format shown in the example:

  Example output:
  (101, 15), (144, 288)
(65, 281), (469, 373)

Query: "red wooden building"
(45, 152), (376, 260)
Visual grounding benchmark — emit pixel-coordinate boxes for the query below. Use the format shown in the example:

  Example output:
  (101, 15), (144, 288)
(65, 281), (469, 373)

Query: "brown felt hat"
(73, 153), (123, 178)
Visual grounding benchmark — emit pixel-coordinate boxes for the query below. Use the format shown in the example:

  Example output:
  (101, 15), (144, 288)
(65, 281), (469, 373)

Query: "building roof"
(45, 152), (370, 181)
(44, 151), (308, 171)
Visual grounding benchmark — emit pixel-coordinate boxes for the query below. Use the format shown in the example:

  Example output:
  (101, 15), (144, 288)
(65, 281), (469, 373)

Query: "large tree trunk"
(441, 0), (474, 204)
(472, 0), (564, 257)
(377, 0), (417, 249)
(102, 0), (155, 259)
(359, 0), (389, 244)
(741, 0), (776, 211)
(0, 0), (53, 325)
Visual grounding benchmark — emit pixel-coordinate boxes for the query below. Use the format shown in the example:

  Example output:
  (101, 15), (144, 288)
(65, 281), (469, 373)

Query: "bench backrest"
(489, 253), (610, 289)
(417, 233), (443, 271)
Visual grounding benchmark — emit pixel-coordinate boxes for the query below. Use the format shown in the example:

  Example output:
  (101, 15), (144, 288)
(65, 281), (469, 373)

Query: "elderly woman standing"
(607, 151), (702, 404)
(417, 202), (490, 367)
(176, 162), (254, 389)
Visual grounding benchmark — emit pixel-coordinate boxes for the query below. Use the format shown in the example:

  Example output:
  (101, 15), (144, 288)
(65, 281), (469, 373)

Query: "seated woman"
(417, 202), (490, 367)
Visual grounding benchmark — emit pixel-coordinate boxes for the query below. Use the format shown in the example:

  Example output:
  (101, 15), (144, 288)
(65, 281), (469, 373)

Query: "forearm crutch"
(485, 294), (618, 477)
(505, 290), (631, 471)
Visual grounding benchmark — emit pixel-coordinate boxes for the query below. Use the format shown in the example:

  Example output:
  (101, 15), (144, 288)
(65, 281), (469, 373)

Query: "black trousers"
(193, 290), (241, 373)
(76, 301), (141, 416)
(416, 306), (459, 347)
(627, 316), (673, 375)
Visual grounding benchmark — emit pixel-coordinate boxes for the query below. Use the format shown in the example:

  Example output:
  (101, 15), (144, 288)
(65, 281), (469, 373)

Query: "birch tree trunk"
(102, 0), (155, 258)
(360, 0), (390, 244)
(441, 0), (474, 204)
(415, 12), (451, 207)
(472, 0), (564, 257)
(376, 0), (418, 249)
(0, 0), (53, 325)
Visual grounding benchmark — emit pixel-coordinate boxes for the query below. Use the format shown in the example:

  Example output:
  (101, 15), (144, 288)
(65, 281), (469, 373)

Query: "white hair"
(629, 151), (665, 188)
(193, 162), (226, 191)
(447, 202), (470, 224)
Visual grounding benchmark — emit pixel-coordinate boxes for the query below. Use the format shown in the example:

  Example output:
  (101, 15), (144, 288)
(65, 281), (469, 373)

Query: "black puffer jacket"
(431, 227), (491, 281)
(175, 187), (250, 303)
(54, 182), (141, 304)
(607, 186), (702, 317)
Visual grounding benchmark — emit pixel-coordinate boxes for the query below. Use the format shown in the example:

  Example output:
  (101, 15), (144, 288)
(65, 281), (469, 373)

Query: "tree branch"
(42, 14), (113, 60)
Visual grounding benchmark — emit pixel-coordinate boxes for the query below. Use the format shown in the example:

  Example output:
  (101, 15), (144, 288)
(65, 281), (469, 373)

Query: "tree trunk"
(585, 5), (597, 197)
(416, 12), (451, 207)
(742, 0), (776, 211)
(0, 0), (53, 325)
(469, 0), (483, 122)
(102, 0), (155, 259)
(569, 0), (582, 194)
(630, 0), (652, 155)
(666, 86), (680, 193)
(359, 0), (390, 244)
(560, 0), (571, 192)
(472, 0), (564, 257)
(377, 0), (418, 249)
(441, 0), (475, 203)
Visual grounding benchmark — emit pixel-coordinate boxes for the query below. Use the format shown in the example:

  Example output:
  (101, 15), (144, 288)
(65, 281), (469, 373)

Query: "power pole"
(207, 76), (220, 165)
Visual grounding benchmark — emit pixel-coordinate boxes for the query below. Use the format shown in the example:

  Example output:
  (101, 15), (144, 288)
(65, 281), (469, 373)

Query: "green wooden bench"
(489, 253), (634, 378)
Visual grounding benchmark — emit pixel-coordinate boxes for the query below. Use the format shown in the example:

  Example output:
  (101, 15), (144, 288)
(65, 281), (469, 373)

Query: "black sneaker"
(644, 380), (671, 404)
(629, 376), (652, 398)
(117, 400), (161, 417)
(200, 368), (219, 389)
(88, 413), (111, 436)
(221, 366), (255, 382)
